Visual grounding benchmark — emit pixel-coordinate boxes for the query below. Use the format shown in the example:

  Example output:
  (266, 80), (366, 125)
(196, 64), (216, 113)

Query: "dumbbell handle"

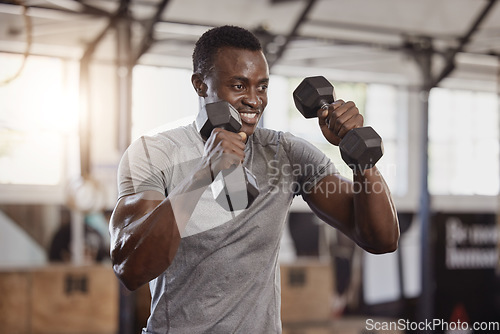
(303, 100), (335, 119)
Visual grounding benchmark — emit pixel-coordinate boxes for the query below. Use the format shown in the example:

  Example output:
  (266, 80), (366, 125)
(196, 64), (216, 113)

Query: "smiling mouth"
(240, 112), (258, 119)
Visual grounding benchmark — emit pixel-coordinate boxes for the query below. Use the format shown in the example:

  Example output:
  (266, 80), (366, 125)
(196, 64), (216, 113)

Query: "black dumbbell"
(195, 100), (259, 211)
(293, 76), (383, 171)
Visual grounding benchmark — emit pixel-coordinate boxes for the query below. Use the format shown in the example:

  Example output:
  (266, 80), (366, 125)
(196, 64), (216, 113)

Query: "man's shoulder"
(252, 127), (303, 148)
(124, 122), (200, 160)
(136, 122), (199, 147)
(252, 127), (284, 145)
(155, 122), (198, 142)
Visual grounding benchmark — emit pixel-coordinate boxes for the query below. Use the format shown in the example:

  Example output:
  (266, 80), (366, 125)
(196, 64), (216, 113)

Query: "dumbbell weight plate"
(339, 127), (384, 170)
(293, 76), (335, 118)
(196, 101), (242, 139)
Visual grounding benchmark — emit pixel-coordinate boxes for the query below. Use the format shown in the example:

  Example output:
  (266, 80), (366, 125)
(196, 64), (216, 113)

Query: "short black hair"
(192, 25), (263, 78)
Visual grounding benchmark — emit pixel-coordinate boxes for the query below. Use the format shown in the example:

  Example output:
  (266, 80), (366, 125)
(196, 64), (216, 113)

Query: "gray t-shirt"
(117, 122), (337, 333)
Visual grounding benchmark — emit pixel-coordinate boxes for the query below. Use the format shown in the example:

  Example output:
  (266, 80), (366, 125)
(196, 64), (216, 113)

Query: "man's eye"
(258, 85), (268, 92)
(233, 84), (243, 90)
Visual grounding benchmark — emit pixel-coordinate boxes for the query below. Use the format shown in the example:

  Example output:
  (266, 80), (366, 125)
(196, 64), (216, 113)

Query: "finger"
(329, 102), (359, 134)
(331, 99), (345, 110)
(216, 131), (246, 161)
(218, 140), (245, 160)
(212, 129), (246, 150)
(323, 100), (346, 130)
(330, 103), (357, 133)
(337, 114), (364, 138)
(330, 100), (352, 121)
(318, 99), (346, 124)
(238, 131), (247, 143)
(317, 106), (330, 127)
(205, 131), (245, 164)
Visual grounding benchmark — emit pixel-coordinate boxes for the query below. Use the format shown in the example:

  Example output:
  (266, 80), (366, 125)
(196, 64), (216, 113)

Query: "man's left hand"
(317, 100), (364, 146)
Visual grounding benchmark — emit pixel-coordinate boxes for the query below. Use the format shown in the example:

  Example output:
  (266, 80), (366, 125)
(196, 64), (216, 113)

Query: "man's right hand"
(203, 128), (247, 178)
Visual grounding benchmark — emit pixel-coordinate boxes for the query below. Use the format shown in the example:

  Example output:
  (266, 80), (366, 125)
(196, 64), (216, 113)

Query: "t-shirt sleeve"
(282, 132), (339, 197)
(117, 135), (170, 199)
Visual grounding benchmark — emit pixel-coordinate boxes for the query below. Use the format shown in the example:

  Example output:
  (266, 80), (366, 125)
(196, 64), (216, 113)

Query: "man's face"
(204, 47), (269, 137)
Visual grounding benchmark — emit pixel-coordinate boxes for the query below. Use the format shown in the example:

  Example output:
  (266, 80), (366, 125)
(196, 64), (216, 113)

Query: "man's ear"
(191, 74), (207, 97)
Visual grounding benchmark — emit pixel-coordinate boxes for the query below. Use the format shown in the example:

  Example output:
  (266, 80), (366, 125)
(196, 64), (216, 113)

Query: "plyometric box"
(283, 317), (404, 334)
(281, 261), (334, 324)
(0, 265), (119, 334)
(283, 324), (333, 334)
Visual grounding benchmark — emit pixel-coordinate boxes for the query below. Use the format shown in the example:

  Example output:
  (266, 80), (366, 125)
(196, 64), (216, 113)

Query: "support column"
(408, 36), (434, 330)
(116, 16), (133, 154)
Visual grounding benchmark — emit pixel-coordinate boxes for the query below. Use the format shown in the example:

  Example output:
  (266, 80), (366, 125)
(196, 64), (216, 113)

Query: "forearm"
(111, 164), (212, 290)
(352, 167), (399, 253)
(111, 199), (181, 290)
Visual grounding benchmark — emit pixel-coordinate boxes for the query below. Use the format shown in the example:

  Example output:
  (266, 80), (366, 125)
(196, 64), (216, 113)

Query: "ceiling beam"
(50, 0), (113, 17)
(268, 0), (318, 68)
(80, 0), (130, 61)
(0, 0), (113, 18)
(305, 18), (459, 42)
(431, 0), (498, 87)
(133, 0), (171, 65)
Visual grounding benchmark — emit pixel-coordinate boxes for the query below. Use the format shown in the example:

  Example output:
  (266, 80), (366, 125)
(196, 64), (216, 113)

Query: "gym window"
(428, 88), (499, 196)
(0, 53), (79, 188)
(131, 65), (199, 141)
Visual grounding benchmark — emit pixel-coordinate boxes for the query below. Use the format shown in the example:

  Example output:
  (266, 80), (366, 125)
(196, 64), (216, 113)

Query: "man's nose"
(242, 89), (261, 108)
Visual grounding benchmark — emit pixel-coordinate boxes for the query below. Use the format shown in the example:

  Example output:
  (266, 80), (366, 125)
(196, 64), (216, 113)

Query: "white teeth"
(241, 113), (257, 119)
